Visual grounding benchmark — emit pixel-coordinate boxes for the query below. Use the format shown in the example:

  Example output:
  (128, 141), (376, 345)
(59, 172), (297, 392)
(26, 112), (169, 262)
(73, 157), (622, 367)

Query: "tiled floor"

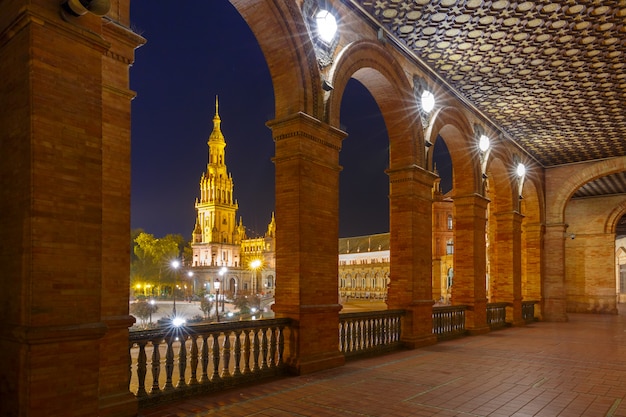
(140, 310), (626, 416)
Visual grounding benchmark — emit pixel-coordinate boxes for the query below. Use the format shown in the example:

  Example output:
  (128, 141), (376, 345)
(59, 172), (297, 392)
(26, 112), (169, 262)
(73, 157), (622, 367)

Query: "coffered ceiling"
(347, 0), (626, 169)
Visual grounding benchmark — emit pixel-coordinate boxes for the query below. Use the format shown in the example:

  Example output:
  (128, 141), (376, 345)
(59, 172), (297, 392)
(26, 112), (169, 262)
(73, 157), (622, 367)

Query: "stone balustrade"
(432, 305), (468, 340)
(129, 318), (290, 407)
(338, 310), (404, 358)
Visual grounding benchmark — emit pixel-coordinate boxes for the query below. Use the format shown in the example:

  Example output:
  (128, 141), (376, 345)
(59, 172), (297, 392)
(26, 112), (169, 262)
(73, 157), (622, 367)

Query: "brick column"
(452, 194), (490, 334)
(543, 223), (569, 321)
(268, 112), (346, 374)
(387, 165), (438, 348)
(491, 211), (525, 326)
(0, 3), (142, 416)
(523, 222), (544, 319)
(1, 4), (104, 416)
(99, 7), (145, 417)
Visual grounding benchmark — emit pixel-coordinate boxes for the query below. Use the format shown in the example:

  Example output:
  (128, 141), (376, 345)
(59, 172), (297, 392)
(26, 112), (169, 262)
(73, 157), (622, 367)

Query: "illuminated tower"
(192, 97), (243, 267)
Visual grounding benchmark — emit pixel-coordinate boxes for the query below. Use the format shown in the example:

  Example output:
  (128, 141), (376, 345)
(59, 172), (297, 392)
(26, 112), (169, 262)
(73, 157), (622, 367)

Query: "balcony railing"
(486, 302), (509, 330)
(131, 302), (536, 408)
(339, 310), (404, 358)
(129, 318), (291, 408)
(432, 305), (467, 340)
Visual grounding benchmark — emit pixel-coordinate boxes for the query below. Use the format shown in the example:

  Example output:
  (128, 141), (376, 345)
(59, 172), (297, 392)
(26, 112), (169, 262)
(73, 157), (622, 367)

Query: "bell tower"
(192, 97), (242, 267)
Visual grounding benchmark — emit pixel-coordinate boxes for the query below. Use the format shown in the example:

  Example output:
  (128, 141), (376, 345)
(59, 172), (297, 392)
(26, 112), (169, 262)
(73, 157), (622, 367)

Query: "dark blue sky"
(130, 1), (449, 240)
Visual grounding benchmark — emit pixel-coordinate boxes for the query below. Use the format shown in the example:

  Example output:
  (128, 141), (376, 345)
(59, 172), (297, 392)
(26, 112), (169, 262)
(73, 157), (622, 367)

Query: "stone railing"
(339, 310), (404, 358)
(432, 305), (467, 340)
(129, 318), (291, 408)
(486, 302), (509, 330)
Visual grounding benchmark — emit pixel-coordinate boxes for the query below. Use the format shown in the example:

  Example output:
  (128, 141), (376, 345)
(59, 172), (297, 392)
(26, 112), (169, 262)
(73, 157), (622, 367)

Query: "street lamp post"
(171, 260), (180, 316)
(149, 299), (155, 324)
(213, 279), (220, 322)
(219, 267), (227, 312)
(187, 271), (194, 299)
(250, 259), (261, 295)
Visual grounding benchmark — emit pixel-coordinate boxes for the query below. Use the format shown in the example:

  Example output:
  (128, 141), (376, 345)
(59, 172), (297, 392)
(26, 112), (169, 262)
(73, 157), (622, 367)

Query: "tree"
(233, 294), (261, 316)
(199, 294), (214, 319)
(130, 300), (159, 325)
(131, 232), (182, 296)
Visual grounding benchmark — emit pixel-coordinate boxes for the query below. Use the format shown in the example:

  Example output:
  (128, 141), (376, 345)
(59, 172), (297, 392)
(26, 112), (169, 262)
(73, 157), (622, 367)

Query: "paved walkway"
(140, 310), (626, 417)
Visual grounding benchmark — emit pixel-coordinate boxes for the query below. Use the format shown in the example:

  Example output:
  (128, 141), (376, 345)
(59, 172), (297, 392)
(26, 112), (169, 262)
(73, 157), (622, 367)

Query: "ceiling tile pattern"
(351, 0), (626, 167)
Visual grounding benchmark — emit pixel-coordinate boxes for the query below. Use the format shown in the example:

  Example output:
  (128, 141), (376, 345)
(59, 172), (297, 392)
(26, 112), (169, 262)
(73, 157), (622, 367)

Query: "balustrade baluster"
(177, 337), (187, 388)
(269, 326), (277, 368)
(135, 342), (148, 397)
(260, 328), (268, 370)
(164, 338), (175, 391)
(200, 335), (209, 384)
(384, 318), (390, 344)
(339, 322), (346, 353)
(232, 330), (242, 377)
(211, 333), (220, 381)
(252, 328), (260, 372)
(243, 329), (252, 374)
(277, 325), (285, 367)
(355, 320), (362, 350)
(150, 339), (161, 394)
(222, 331), (231, 378)
(350, 321), (357, 352)
(189, 336), (199, 385)
(371, 319), (378, 346)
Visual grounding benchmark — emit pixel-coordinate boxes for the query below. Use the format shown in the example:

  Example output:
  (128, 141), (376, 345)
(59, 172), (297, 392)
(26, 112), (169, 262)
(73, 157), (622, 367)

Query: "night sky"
(130, 1), (450, 240)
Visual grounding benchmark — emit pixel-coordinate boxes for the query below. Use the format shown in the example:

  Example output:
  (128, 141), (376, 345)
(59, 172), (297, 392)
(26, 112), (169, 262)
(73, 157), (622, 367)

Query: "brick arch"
(547, 158), (626, 222)
(605, 201), (626, 234)
(485, 154), (516, 213)
(326, 39), (422, 167)
(521, 175), (544, 224)
(230, 0), (323, 119)
(428, 106), (480, 195)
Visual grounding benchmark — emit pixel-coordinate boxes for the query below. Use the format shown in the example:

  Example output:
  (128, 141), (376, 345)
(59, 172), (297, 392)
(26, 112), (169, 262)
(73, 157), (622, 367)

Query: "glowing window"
(516, 163), (526, 177)
(421, 90), (435, 113)
(479, 134), (490, 152)
(316, 10), (337, 43)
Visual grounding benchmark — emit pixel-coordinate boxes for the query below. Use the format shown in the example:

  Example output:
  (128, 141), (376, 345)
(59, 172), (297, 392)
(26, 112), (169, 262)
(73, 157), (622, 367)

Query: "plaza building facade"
(1, 1), (625, 416)
(339, 175), (455, 303)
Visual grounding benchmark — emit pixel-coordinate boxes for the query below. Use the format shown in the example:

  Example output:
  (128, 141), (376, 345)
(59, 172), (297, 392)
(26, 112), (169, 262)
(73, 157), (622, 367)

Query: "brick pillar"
(268, 112), (346, 374)
(452, 194), (490, 334)
(543, 223), (569, 321)
(523, 222), (544, 319)
(387, 166), (438, 348)
(566, 233), (617, 314)
(0, 3), (142, 416)
(491, 211), (525, 326)
(99, 5), (145, 416)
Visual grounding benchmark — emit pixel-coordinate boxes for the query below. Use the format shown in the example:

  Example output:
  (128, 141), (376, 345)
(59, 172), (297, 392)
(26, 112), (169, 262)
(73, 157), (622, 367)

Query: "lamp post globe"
(219, 267), (227, 312)
(213, 279), (221, 322)
(171, 260), (180, 316)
